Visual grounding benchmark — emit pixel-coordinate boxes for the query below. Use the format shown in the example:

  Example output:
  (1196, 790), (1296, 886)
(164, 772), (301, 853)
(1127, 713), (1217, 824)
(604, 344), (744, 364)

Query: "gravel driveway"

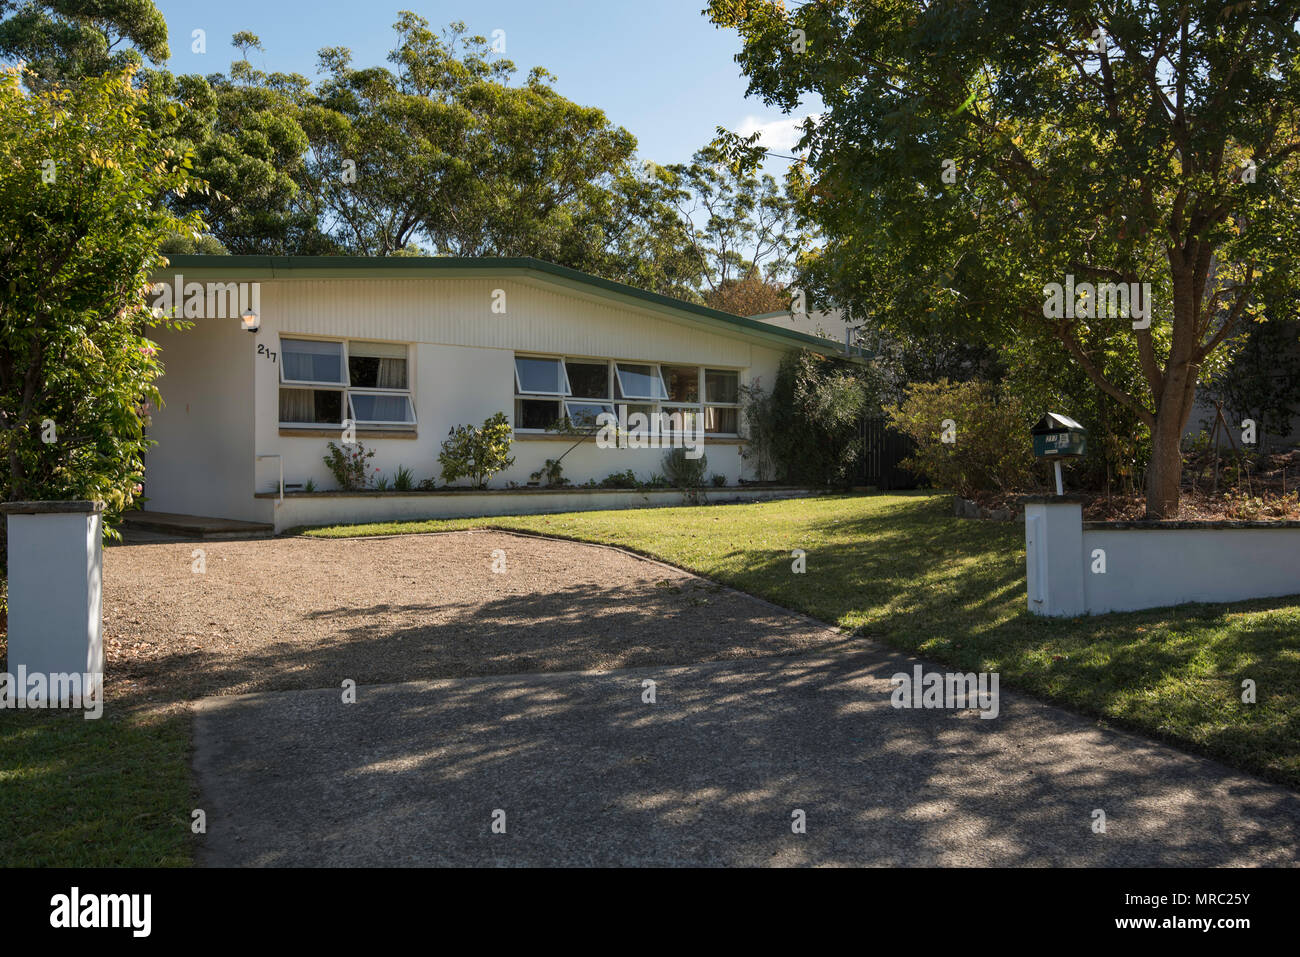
(105, 529), (1300, 866)
(193, 649), (1300, 867)
(103, 530), (851, 703)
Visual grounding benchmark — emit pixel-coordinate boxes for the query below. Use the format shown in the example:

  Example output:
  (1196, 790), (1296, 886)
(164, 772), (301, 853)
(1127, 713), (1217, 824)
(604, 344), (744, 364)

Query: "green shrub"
(885, 379), (1037, 496)
(323, 441), (376, 491)
(599, 470), (639, 489)
(439, 412), (515, 488)
(662, 448), (708, 487)
(529, 458), (568, 487)
(393, 465), (415, 491)
(759, 350), (880, 487)
(710, 473), (727, 488)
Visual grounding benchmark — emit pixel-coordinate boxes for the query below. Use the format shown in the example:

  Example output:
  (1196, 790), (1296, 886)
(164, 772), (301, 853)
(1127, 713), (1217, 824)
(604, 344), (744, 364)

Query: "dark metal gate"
(858, 417), (919, 489)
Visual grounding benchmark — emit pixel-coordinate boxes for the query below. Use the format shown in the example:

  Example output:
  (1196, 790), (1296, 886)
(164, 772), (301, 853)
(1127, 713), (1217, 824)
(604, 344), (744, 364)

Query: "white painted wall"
(145, 313), (261, 522)
(1083, 525), (1300, 613)
(146, 271), (795, 523)
(268, 487), (814, 533)
(1025, 499), (1300, 615)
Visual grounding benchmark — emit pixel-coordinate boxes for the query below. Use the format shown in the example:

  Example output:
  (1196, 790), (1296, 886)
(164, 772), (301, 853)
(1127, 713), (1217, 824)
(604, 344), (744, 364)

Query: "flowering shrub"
(323, 441), (377, 490)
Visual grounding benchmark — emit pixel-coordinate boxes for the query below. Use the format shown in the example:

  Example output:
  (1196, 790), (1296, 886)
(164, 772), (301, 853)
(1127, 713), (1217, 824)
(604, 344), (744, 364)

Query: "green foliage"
(1003, 335), (1150, 495)
(322, 441), (375, 491)
(662, 141), (805, 292)
(739, 379), (778, 481)
(0, 0), (170, 85)
(0, 68), (204, 560)
(662, 448), (708, 488)
(302, 478), (316, 493)
(438, 412), (515, 488)
(712, 0), (1300, 516)
(529, 458), (568, 488)
(392, 465), (414, 492)
(599, 470), (639, 489)
(1203, 310), (1300, 446)
(710, 473), (727, 488)
(885, 380), (1037, 497)
(761, 350), (878, 487)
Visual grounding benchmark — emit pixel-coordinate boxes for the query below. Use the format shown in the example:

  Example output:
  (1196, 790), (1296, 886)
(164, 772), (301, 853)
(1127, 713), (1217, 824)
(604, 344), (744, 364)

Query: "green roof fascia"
(155, 255), (860, 359)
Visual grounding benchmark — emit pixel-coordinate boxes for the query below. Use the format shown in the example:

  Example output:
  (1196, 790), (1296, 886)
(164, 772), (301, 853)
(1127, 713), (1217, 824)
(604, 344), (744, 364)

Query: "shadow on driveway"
(193, 644), (1300, 867)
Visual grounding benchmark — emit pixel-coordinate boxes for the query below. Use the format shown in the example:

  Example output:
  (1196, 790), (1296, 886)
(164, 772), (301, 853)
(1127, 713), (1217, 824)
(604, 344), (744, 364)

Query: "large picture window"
(280, 337), (414, 430)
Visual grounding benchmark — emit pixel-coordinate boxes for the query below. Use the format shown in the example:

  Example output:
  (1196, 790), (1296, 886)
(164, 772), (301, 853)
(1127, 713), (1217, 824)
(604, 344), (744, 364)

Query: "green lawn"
(2, 597), (193, 867)
(0, 707), (193, 867)
(304, 491), (1300, 788)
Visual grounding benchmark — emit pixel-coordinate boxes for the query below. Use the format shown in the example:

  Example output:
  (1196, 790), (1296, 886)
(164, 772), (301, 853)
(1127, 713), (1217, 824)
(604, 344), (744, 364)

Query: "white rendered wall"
(269, 487), (815, 533)
(1025, 499), (1300, 615)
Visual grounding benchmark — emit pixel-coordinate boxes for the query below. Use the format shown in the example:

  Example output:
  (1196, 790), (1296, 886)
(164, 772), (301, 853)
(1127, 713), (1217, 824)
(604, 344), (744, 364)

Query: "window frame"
(278, 335), (416, 431)
(614, 362), (669, 402)
(279, 337), (348, 388)
(278, 386), (346, 429)
(703, 368), (741, 437)
(514, 355), (572, 397)
(512, 354), (743, 438)
(347, 389), (417, 427)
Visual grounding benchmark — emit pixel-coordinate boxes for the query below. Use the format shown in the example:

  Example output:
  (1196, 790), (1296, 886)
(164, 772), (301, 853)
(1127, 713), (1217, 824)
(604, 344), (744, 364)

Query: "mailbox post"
(1031, 413), (1087, 496)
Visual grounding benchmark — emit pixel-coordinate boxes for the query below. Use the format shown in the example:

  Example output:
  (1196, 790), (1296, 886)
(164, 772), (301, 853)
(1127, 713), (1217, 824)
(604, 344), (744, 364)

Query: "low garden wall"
(1024, 497), (1300, 615)
(262, 485), (818, 534)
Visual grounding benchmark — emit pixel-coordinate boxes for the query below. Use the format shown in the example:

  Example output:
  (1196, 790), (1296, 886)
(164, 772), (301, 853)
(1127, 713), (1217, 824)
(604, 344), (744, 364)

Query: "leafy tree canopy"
(710, 0), (1300, 516)
(0, 0), (168, 83)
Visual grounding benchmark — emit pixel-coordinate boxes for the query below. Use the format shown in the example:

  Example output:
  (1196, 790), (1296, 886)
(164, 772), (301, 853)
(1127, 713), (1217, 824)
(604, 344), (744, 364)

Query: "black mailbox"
(1032, 413), (1087, 458)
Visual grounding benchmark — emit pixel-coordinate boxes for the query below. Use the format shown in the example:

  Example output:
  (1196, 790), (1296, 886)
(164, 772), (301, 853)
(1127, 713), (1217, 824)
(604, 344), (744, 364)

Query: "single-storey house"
(141, 255), (843, 532)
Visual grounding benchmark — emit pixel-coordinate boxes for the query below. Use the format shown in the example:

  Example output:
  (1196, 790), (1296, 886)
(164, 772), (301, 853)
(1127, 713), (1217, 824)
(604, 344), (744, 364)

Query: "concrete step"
(123, 511), (275, 540)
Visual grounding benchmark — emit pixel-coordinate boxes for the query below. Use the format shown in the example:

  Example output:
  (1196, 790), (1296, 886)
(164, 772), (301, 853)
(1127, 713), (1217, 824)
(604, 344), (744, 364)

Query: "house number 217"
(257, 344), (277, 363)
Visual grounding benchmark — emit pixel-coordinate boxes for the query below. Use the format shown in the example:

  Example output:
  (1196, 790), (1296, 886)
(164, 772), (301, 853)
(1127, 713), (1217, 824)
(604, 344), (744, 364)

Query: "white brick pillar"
(1023, 496), (1086, 617)
(1, 501), (104, 705)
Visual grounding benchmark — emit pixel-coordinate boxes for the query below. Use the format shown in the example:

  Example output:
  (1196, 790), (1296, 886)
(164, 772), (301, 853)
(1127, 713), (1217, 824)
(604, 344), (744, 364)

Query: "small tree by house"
(438, 412), (515, 488)
(0, 68), (204, 563)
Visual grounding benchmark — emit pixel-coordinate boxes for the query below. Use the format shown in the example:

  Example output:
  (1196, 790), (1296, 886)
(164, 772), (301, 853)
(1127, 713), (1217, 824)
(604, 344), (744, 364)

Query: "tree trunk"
(1146, 412), (1184, 518)
(1145, 356), (1198, 519)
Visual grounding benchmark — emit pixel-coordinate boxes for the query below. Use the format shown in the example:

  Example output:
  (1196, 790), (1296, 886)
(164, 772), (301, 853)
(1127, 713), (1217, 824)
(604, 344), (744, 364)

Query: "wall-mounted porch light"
(241, 308), (260, 333)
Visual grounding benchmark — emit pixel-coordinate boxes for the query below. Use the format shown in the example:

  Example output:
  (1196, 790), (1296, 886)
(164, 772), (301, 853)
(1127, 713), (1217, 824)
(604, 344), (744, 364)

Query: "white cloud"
(734, 114), (818, 154)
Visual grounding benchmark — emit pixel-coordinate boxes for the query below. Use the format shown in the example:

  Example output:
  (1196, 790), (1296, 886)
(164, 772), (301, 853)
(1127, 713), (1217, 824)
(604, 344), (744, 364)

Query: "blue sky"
(153, 0), (815, 169)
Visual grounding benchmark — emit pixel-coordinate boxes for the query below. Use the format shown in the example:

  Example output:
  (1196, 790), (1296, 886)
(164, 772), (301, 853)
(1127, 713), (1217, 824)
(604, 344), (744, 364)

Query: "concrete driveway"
(193, 642), (1300, 867)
